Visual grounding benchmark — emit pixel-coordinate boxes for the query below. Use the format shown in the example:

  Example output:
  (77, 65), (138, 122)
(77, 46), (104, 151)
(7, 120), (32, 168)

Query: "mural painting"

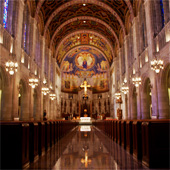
(61, 47), (109, 93)
(57, 33), (113, 66)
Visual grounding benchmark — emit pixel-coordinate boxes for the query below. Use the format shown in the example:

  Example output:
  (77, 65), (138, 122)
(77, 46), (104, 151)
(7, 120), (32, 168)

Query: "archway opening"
(145, 79), (152, 118)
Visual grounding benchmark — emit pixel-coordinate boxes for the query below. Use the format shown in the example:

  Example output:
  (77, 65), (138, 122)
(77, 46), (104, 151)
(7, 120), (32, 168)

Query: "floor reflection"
(26, 125), (149, 170)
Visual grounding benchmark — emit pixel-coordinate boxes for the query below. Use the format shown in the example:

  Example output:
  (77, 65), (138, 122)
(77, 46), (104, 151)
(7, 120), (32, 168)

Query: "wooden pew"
(29, 122), (39, 162)
(113, 120), (117, 142)
(38, 122), (45, 156)
(117, 120), (121, 145)
(126, 120), (133, 154)
(141, 120), (170, 168)
(0, 121), (29, 169)
(132, 120), (142, 160)
(121, 120), (126, 149)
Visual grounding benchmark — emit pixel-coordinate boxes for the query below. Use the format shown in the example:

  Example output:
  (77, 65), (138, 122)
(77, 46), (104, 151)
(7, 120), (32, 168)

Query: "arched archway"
(18, 79), (29, 120)
(158, 64), (170, 119)
(141, 78), (152, 119)
(0, 67), (11, 120)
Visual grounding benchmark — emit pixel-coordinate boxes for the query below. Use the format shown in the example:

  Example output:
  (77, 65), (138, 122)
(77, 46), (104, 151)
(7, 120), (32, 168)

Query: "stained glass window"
(24, 24), (27, 49)
(160, 0), (165, 28)
(3, 0), (9, 28)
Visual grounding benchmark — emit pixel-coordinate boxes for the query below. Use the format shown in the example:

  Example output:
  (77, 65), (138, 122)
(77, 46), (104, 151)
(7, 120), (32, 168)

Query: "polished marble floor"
(26, 125), (151, 170)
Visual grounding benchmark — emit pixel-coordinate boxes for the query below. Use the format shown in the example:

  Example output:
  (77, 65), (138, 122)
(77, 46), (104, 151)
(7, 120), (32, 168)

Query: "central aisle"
(27, 125), (149, 170)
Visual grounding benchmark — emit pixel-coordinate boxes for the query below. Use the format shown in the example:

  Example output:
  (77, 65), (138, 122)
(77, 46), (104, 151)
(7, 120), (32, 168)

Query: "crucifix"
(80, 79), (91, 97)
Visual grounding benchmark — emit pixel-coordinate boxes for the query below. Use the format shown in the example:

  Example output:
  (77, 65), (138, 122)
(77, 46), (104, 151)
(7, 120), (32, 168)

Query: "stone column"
(1, 81), (12, 120)
(15, 0), (24, 52)
(29, 87), (34, 120)
(157, 77), (169, 119)
(21, 87), (30, 121)
(35, 90), (41, 120)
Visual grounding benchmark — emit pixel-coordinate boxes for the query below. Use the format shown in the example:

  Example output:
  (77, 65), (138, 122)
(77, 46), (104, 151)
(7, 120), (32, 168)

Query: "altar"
(79, 117), (92, 125)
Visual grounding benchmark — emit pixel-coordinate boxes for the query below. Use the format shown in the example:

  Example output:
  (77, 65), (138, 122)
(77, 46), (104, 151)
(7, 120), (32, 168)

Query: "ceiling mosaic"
(61, 47), (109, 93)
(29, 0), (136, 69)
(57, 33), (113, 66)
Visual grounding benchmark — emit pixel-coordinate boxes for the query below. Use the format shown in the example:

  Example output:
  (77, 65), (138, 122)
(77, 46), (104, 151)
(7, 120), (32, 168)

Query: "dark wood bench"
(132, 120), (142, 160)
(141, 120), (170, 168)
(121, 120), (126, 149)
(126, 120), (133, 154)
(0, 121), (29, 169)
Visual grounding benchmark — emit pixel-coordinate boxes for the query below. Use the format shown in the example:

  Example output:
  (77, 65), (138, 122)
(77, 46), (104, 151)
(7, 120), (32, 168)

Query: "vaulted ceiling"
(28, 0), (138, 67)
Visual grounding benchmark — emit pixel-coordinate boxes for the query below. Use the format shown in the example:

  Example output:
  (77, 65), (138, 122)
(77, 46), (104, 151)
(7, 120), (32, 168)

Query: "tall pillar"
(21, 87), (30, 121)
(1, 82), (12, 120)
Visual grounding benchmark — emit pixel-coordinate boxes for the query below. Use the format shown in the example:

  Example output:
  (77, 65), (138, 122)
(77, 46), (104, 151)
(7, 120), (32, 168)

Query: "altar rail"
(93, 119), (170, 169)
(0, 120), (78, 169)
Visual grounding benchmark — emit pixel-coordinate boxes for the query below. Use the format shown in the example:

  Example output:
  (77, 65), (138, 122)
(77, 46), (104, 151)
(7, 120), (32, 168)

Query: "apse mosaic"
(57, 33), (113, 66)
(61, 47), (109, 93)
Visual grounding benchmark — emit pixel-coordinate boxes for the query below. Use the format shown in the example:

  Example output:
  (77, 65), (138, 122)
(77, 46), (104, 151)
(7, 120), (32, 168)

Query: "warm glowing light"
(121, 85), (129, 94)
(80, 79), (91, 96)
(83, 3), (86, 6)
(115, 92), (121, 100)
(81, 151), (91, 168)
(49, 93), (56, 100)
(29, 78), (38, 88)
(41, 87), (50, 95)
(43, 78), (47, 84)
(132, 77), (141, 87)
(151, 59), (164, 73)
(5, 61), (18, 75)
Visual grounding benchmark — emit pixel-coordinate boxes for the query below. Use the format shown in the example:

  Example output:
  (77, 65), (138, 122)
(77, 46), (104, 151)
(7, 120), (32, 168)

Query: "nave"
(26, 125), (149, 170)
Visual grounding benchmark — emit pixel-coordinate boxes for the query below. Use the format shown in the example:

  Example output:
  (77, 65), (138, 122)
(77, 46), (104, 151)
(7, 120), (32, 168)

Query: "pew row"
(0, 120), (78, 169)
(93, 119), (170, 169)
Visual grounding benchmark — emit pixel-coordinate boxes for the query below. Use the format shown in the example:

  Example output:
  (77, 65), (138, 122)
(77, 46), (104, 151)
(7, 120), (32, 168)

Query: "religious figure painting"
(65, 81), (70, 89)
(61, 47), (109, 93)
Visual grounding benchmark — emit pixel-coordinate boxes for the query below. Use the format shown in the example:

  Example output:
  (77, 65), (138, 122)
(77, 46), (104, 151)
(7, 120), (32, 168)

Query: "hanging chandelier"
(29, 78), (38, 88)
(132, 77), (141, 87)
(121, 84), (129, 94)
(49, 93), (56, 100)
(5, 61), (18, 75)
(41, 87), (50, 95)
(151, 59), (163, 73)
(115, 92), (122, 103)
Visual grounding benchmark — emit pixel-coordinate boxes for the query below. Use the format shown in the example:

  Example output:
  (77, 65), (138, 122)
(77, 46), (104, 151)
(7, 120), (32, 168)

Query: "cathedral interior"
(0, 0), (170, 169)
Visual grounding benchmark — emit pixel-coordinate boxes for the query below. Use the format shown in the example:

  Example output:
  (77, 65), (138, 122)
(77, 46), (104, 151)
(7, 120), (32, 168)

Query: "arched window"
(45, 47), (49, 76)
(3, 0), (9, 29)
(2, 0), (18, 36)
(22, 5), (30, 54)
(35, 30), (42, 67)
(138, 4), (147, 53)
(50, 59), (53, 83)
(160, 0), (165, 28)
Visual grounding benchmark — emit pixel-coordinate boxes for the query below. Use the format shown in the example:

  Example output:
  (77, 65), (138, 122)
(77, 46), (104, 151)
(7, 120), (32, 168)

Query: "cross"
(81, 151), (91, 168)
(80, 79), (91, 96)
